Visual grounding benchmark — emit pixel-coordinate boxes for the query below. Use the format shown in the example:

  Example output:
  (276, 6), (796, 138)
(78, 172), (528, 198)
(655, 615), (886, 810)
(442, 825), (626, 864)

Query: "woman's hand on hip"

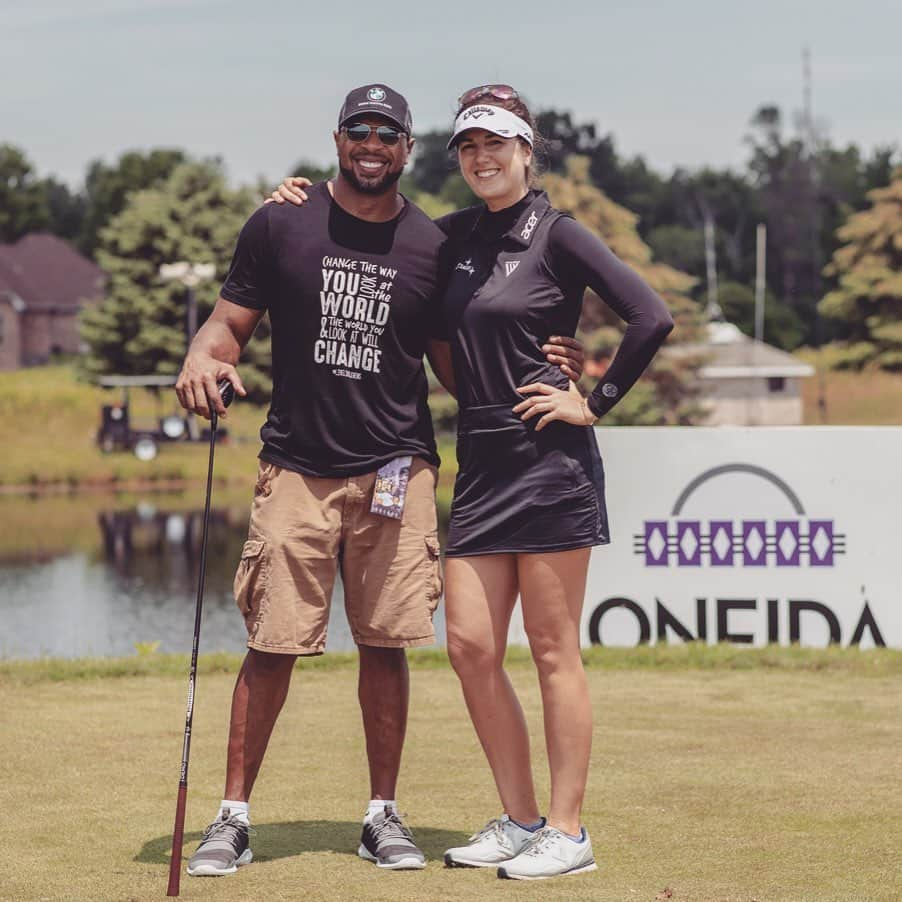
(513, 381), (598, 431)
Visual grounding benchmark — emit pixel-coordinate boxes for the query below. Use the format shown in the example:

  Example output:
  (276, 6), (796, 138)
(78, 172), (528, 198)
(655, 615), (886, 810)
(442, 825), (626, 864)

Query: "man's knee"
(242, 648), (297, 681)
(358, 644), (407, 675)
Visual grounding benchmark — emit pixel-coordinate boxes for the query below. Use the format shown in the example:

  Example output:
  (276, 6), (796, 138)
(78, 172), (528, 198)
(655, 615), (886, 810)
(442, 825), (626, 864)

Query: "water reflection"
(0, 493), (447, 660)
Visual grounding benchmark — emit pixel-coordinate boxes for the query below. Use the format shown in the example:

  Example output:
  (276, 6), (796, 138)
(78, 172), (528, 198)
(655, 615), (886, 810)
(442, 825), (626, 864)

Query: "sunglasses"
(341, 123), (407, 146)
(457, 84), (519, 107)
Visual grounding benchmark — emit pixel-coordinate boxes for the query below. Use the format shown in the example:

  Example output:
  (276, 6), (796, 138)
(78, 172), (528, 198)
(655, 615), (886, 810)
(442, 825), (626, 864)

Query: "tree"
(409, 130), (455, 195)
(535, 109), (599, 173)
(78, 149), (188, 256)
(80, 159), (271, 395)
(717, 281), (804, 350)
(0, 144), (51, 241)
(646, 224), (706, 279)
(819, 167), (902, 370)
(289, 159), (335, 183)
(42, 178), (86, 243)
(745, 105), (824, 342)
(543, 156), (706, 425)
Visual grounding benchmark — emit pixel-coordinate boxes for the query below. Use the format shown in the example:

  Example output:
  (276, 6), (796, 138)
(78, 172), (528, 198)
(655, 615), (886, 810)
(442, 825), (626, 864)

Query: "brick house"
(0, 233), (104, 371)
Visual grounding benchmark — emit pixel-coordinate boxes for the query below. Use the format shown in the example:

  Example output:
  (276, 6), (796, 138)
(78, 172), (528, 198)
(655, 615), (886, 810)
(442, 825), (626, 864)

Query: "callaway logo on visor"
(462, 105), (494, 121)
(448, 105), (534, 149)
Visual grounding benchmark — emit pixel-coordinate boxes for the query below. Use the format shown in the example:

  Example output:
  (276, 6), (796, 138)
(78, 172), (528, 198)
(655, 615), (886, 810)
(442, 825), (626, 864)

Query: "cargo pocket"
(233, 538), (267, 621)
(425, 534), (443, 611)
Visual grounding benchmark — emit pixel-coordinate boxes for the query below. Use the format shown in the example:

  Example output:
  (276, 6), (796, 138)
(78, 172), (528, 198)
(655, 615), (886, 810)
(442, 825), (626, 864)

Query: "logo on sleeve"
(367, 87), (387, 102)
(520, 210), (538, 241)
(505, 261), (520, 277)
(601, 382), (619, 398)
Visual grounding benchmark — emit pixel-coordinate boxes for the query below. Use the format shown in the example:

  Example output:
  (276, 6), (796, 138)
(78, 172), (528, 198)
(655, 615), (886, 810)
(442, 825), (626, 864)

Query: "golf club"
(167, 378), (236, 897)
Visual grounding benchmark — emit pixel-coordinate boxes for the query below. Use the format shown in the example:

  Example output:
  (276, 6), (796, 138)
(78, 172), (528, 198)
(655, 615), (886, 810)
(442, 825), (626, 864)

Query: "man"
(175, 83), (583, 877)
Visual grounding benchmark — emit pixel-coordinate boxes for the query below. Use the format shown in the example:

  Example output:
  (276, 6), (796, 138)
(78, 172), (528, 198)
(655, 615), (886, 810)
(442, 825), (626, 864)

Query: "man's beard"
(339, 163), (403, 195)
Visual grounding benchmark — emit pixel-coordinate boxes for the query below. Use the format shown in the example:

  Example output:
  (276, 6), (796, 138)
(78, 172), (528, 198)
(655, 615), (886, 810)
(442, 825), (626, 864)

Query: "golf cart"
(97, 374), (227, 460)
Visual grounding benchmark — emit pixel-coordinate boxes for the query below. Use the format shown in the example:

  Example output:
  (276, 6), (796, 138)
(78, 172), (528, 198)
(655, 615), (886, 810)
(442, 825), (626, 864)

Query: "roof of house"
(671, 322), (815, 379)
(0, 233), (104, 312)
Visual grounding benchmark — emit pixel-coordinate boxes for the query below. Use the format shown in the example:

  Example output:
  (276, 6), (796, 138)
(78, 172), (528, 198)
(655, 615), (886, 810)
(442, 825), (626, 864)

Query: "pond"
(0, 490), (448, 660)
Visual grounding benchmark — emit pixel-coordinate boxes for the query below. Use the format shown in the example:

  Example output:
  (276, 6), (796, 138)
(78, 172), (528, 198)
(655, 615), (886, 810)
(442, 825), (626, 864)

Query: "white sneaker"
(497, 825), (598, 880)
(444, 814), (542, 868)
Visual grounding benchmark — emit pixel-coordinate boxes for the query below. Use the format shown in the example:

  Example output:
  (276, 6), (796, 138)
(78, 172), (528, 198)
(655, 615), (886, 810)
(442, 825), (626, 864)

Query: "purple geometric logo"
(633, 464), (846, 569)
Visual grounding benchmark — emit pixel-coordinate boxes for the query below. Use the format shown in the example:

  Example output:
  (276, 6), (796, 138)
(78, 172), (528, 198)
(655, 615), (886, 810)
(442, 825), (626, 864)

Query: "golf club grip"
(166, 784), (188, 896)
(218, 379), (235, 408)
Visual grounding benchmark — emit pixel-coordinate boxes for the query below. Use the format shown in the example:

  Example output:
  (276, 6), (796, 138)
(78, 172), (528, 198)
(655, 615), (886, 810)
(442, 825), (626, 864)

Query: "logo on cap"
(462, 105), (494, 121)
(367, 87), (386, 102)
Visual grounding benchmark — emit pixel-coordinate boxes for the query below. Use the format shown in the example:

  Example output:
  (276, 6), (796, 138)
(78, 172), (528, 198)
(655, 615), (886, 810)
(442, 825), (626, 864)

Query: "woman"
(433, 86), (673, 881)
(271, 85), (673, 881)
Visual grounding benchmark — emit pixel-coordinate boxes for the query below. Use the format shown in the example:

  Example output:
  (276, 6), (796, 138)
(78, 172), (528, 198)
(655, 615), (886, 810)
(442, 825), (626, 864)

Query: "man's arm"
(426, 339), (456, 397)
(175, 297), (264, 419)
(544, 335), (585, 382)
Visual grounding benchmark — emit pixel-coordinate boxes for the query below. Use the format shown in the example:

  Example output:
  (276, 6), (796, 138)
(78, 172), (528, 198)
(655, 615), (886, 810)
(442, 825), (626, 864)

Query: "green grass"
(0, 365), (265, 488)
(2, 643), (901, 684)
(801, 365), (902, 425)
(3, 654), (900, 901)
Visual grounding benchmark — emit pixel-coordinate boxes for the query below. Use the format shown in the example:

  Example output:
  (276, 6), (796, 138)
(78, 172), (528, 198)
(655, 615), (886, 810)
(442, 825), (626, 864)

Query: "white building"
(679, 322), (815, 426)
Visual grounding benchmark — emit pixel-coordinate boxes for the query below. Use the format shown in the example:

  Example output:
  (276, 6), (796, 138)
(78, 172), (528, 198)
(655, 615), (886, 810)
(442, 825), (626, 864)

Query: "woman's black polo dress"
(436, 190), (673, 558)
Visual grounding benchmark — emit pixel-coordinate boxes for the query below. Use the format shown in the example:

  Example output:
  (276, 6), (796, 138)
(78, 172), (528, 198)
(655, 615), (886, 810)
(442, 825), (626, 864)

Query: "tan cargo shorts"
(233, 457), (442, 655)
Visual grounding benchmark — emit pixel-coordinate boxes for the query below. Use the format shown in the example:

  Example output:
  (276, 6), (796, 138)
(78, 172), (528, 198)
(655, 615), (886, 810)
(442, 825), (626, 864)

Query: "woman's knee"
(446, 629), (505, 680)
(528, 629), (582, 678)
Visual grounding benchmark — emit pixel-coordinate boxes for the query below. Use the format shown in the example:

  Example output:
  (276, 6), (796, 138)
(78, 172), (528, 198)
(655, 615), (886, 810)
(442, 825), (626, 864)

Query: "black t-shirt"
(436, 190), (674, 417)
(221, 181), (447, 477)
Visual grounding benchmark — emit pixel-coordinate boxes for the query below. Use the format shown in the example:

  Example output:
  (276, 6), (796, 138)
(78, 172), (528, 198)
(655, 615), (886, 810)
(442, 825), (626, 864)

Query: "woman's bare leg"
(445, 554), (540, 825)
(517, 547), (592, 836)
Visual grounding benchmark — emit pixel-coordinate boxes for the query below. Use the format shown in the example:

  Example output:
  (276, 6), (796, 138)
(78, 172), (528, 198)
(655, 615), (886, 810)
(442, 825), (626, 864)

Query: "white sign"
(571, 427), (902, 649)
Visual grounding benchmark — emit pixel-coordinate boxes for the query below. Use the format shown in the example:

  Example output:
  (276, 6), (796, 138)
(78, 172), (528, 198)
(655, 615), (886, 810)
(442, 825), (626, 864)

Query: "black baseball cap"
(337, 84), (413, 134)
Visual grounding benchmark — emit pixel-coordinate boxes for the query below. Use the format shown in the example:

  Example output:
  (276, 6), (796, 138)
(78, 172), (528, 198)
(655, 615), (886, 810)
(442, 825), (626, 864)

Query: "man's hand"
(542, 335), (585, 382)
(176, 354), (247, 420)
(264, 176), (313, 206)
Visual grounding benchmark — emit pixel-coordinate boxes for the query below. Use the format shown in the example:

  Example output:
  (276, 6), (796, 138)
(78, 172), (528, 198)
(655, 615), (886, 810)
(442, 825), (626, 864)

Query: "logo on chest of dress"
(520, 210), (539, 241)
(455, 258), (476, 276)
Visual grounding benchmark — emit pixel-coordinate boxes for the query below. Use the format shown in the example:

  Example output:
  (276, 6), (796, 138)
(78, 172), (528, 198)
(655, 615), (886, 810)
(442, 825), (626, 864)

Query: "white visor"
(447, 105), (534, 149)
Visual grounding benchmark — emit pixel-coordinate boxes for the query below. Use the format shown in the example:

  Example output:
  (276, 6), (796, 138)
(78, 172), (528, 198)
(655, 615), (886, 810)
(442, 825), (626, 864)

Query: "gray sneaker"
(357, 806), (426, 870)
(186, 809), (253, 877)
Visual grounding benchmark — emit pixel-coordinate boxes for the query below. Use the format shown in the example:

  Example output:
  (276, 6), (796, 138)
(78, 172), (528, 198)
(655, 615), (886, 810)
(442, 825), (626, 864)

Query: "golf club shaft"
(167, 388), (229, 896)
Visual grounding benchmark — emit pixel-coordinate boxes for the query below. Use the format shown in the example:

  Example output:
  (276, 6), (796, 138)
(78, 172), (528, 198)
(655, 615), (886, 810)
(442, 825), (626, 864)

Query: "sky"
(2, 0), (899, 190)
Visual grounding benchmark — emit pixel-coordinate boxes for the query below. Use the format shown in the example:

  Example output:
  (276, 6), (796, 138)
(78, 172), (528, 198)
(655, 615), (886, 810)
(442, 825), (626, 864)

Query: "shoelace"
(372, 810), (415, 844)
(469, 817), (512, 851)
(201, 813), (253, 846)
(521, 826), (560, 856)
